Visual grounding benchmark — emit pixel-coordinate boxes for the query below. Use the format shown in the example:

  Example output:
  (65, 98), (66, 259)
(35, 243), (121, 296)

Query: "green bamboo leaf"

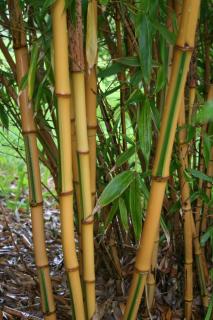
(119, 197), (128, 231)
(0, 104), (9, 129)
(195, 100), (213, 124)
(105, 200), (118, 227)
(203, 134), (212, 167)
(136, 15), (152, 84)
(116, 146), (135, 167)
(156, 65), (166, 92)
(126, 89), (143, 105)
(204, 293), (213, 320)
(151, 20), (176, 44)
(187, 168), (213, 183)
(138, 98), (151, 165)
(98, 63), (124, 79)
(28, 42), (39, 100)
(129, 175), (142, 240)
(99, 171), (135, 206)
(115, 56), (140, 67)
(201, 226), (213, 247)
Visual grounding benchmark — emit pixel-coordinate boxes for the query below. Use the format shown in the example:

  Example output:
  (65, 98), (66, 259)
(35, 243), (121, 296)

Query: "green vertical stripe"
(56, 103), (62, 193)
(67, 274), (76, 320)
(156, 52), (187, 176)
(40, 269), (49, 313)
(126, 274), (143, 320)
(77, 153), (84, 221)
(24, 136), (36, 204)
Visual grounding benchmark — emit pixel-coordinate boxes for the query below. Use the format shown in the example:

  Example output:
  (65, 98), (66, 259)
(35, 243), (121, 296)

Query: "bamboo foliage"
(69, 0), (96, 317)
(7, 1), (56, 318)
(51, 1), (85, 318)
(201, 85), (213, 234)
(124, 1), (201, 318)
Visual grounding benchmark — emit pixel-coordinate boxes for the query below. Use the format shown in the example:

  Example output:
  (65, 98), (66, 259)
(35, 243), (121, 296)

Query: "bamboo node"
(134, 266), (149, 275)
(43, 309), (56, 317)
(77, 150), (90, 155)
(81, 216), (94, 224)
(84, 279), (95, 284)
(22, 130), (37, 135)
(13, 44), (27, 50)
(60, 190), (73, 196)
(152, 175), (170, 182)
(55, 92), (71, 98)
(36, 263), (49, 269)
(175, 43), (194, 52)
(87, 125), (97, 129)
(30, 201), (43, 208)
(66, 266), (79, 272)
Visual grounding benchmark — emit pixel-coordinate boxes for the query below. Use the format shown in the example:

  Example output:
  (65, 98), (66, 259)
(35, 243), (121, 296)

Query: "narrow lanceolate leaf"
(136, 15), (152, 84)
(203, 134), (211, 167)
(138, 98), (151, 165)
(119, 198), (128, 231)
(200, 225), (213, 246)
(204, 293), (213, 320)
(86, 0), (97, 69)
(195, 100), (213, 124)
(0, 104), (9, 129)
(129, 175), (142, 240)
(99, 171), (135, 206)
(105, 200), (118, 227)
(28, 42), (39, 100)
(188, 168), (213, 183)
(116, 146), (135, 167)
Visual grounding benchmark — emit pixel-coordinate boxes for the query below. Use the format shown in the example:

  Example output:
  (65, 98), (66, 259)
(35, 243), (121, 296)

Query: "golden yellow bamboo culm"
(124, 1), (201, 319)
(51, 0), (85, 319)
(7, 0), (56, 319)
(69, 0), (96, 318)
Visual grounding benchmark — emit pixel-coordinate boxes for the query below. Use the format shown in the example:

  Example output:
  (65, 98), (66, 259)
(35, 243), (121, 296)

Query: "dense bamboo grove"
(0, 0), (213, 319)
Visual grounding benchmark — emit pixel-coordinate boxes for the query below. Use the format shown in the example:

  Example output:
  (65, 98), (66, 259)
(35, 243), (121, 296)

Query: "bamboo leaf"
(98, 63), (124, 79)
(0, 104), (9, 129)
(138, 98), (151, 165)
(86, 0), (97, 70)
(116, 146), (135, 167)
(115, 56), (140, 67)
(195, 100), (213, 124)
(136, 15), (152, 84)
(187, 168), (213, 183)
(99, 171), (135, 206)
(203, 134), (212, 167)
(201, 226), (213, 247)
(28, 42), (39, 100)
(119, 197), (128, 231)
(126, 89), (143, 105)
(156, 65), (166, 92)
(129, 175), (142, 240)
(151, 20), (176, 44)
(204, 293), (213, 320)
(105, 200), (118, 227)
